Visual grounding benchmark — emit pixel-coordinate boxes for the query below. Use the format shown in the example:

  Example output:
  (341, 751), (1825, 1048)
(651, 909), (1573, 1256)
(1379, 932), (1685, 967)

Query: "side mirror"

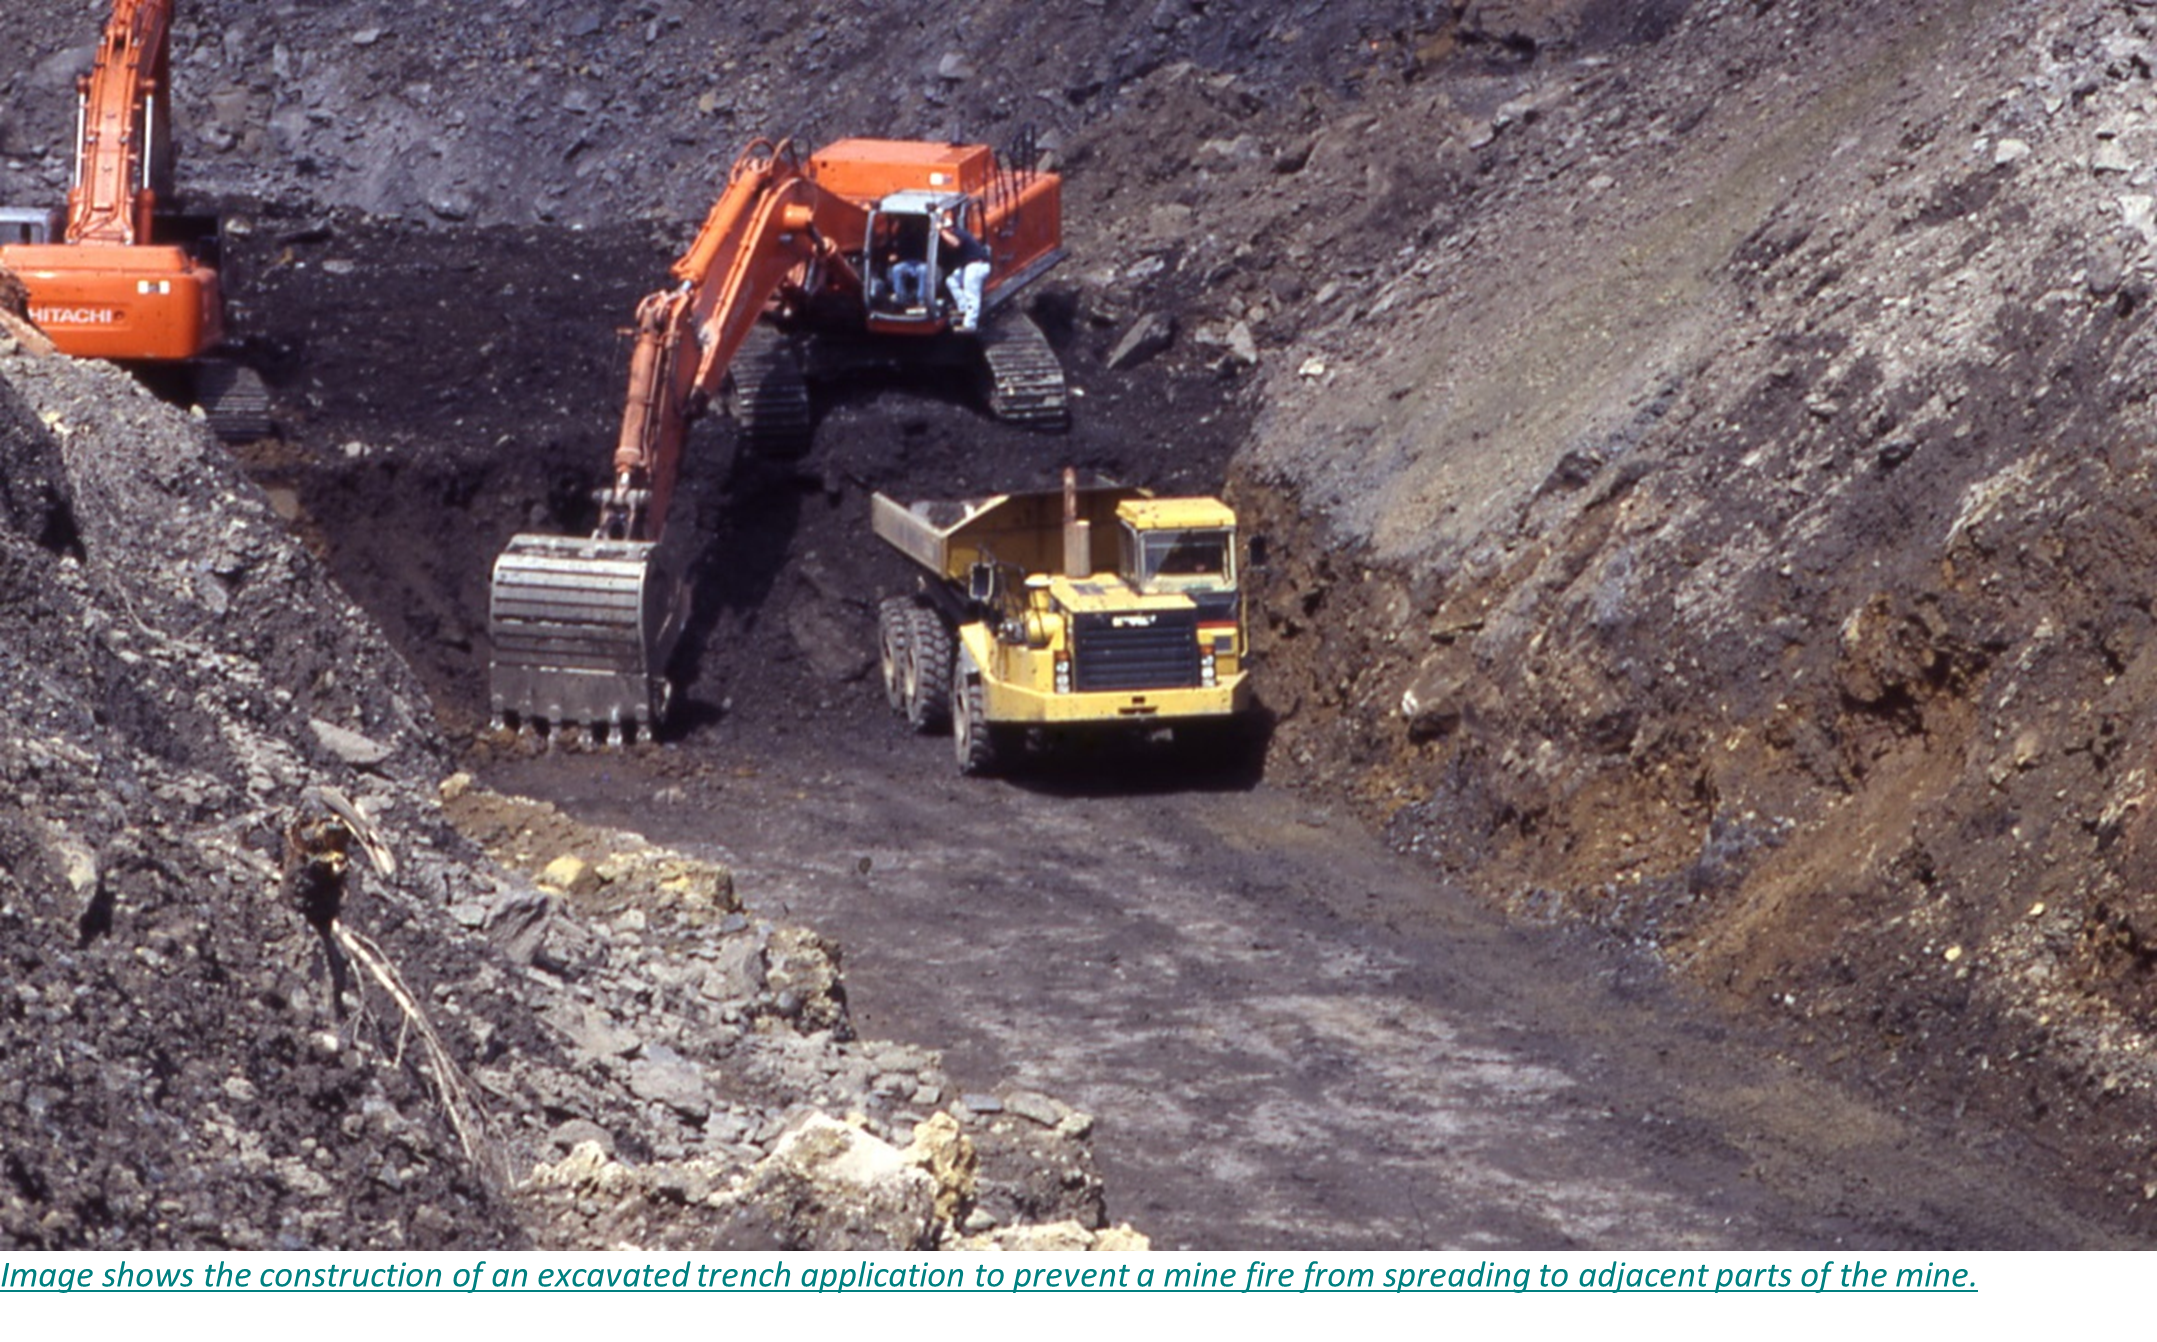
(968, 562), (998, 603)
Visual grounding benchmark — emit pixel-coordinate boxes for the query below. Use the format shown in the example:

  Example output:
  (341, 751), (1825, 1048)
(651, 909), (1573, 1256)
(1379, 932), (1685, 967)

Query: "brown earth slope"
(1236, 0), (2157, 1214)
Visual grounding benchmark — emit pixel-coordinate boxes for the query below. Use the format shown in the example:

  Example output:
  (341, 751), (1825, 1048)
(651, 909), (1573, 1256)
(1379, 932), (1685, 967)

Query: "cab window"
(1124, 526), (1234, 592)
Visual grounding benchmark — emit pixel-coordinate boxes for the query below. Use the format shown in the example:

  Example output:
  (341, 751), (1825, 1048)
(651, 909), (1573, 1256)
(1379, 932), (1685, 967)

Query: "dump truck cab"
(1117, 497), (1237, 591)
(1112, 495), (1242, 683)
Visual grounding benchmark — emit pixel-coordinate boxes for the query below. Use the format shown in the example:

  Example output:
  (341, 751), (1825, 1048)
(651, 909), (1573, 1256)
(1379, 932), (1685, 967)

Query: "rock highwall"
(1237, 0), (2157, 1198)
(0, 0), (1543, 229)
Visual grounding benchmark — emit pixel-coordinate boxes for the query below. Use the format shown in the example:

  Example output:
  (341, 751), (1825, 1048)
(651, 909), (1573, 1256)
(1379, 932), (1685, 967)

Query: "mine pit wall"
(1235, 0), (2157, 1201)
(17, 0), (2157, 1234)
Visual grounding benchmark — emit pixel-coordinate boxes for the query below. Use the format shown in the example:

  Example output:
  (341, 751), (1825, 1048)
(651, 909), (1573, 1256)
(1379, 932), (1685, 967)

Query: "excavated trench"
(229, 218), (2142, 1248)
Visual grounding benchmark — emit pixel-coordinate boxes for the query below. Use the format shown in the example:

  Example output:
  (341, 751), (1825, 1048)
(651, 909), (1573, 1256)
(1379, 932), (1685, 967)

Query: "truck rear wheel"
(904, 604), (953, 733)
(877, 596), (912, 713)
(953, 648), (999, 775)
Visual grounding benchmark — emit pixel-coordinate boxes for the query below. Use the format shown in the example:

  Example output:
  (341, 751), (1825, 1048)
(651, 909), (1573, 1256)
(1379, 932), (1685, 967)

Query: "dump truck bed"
(870, 482), (1147, 581)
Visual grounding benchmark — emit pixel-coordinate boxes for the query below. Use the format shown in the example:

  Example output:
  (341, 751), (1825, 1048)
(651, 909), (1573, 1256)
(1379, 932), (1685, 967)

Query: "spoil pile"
(0, 324), (1125, 1250)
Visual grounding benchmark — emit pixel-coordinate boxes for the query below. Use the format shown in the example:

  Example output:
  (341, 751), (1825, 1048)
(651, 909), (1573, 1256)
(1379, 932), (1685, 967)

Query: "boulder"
(627, 1045), (712, 1123)
(1107, 312), (1176, 371)
(723, 1115), (938, 1250)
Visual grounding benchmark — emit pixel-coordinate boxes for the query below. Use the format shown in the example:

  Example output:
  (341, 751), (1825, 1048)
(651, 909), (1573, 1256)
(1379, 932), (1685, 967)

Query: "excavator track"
(487, 534), (689, 744)
(191, 359), (275, 443)
(724, 326), (813, 456)
(979, 313), (1069, 430)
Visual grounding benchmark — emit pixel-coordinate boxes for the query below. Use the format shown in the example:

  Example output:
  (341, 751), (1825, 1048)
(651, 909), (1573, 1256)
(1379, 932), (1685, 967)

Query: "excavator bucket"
(487, 533), (691, 743)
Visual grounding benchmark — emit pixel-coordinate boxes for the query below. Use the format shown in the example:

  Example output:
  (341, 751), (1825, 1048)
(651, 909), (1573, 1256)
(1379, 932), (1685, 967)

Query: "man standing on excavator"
(940, 207), (991, 333)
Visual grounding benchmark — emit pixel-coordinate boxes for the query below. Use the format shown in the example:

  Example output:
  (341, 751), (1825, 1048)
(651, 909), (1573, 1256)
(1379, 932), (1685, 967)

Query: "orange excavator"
(487, 136), (1066, 741)
(0, 0), (265, 434)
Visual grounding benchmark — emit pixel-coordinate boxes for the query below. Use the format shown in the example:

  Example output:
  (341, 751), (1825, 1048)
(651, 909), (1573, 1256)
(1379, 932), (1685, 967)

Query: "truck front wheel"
(953, 649), (1000, 775)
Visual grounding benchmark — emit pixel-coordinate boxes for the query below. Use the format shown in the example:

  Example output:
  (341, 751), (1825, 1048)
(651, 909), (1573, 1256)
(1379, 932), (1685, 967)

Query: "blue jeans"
(890, 261), (929, 306)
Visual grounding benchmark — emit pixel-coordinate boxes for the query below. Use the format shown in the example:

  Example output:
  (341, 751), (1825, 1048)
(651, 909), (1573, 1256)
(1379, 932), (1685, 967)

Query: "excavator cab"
(0, 207), (61, 246)
(862, 191), (974, 330)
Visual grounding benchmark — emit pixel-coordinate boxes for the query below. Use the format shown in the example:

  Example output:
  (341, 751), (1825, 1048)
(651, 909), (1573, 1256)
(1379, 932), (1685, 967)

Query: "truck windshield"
(1128, 528), (1234, 592)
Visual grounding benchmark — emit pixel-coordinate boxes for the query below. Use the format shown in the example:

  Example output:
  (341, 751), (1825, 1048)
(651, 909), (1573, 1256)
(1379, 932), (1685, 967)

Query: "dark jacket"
(943, 223), (990, 268)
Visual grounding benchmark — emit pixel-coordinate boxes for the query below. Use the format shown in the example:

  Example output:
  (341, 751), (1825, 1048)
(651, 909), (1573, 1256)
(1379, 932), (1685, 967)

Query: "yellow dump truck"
(871, 471), (1252, 773)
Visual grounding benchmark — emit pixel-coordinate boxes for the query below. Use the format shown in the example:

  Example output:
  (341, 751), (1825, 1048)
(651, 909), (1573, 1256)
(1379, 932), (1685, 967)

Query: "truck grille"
(1071, 610), (1200, 691)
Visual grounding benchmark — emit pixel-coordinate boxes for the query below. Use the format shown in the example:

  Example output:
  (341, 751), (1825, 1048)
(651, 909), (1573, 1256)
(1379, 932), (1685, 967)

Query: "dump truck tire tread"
(905, 602), (954, 733)
(878, 595), (913, 714)
(953, 649), (1001, 774)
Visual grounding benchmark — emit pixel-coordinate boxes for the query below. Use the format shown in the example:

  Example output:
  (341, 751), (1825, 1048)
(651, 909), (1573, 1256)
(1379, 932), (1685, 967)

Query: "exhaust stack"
(1061, 466), (1091, 577)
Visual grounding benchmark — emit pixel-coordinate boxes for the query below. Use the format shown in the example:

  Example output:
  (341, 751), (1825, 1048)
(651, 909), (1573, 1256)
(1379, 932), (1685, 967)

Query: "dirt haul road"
(485, 727), (2126, 1251)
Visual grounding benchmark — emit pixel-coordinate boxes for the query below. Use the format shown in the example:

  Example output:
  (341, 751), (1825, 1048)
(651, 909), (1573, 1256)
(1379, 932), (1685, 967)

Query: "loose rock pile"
(0, 335), (1133, 1250)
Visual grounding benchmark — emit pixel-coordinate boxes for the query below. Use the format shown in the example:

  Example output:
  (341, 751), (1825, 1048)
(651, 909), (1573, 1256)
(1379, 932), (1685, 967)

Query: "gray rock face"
(702, 932), (768, 1002)
(482, 888), (555, 964)
(546, 1004), (642, 1063)
(3, 0), (1487, 229)
(546, 1118), (615, 1155)
(308, 718), (395, 768)
(627, 1046), (711, 1122)
(1002, 1089), (1065, 1128)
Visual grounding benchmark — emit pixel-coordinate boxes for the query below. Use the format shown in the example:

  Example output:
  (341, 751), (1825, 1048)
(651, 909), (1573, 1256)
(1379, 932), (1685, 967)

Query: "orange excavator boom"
(70, 0), (174, 247)
(602, 141), (855, 545)
(0, 0), (222, 362)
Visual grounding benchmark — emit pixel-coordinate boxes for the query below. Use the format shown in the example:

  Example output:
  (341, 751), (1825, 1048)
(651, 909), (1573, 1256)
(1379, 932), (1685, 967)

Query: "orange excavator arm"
(600, 140), (866, 543)
(0, 0), (222, 362)
(486, 140), (871, 740)
(68, 0), (175, 246)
